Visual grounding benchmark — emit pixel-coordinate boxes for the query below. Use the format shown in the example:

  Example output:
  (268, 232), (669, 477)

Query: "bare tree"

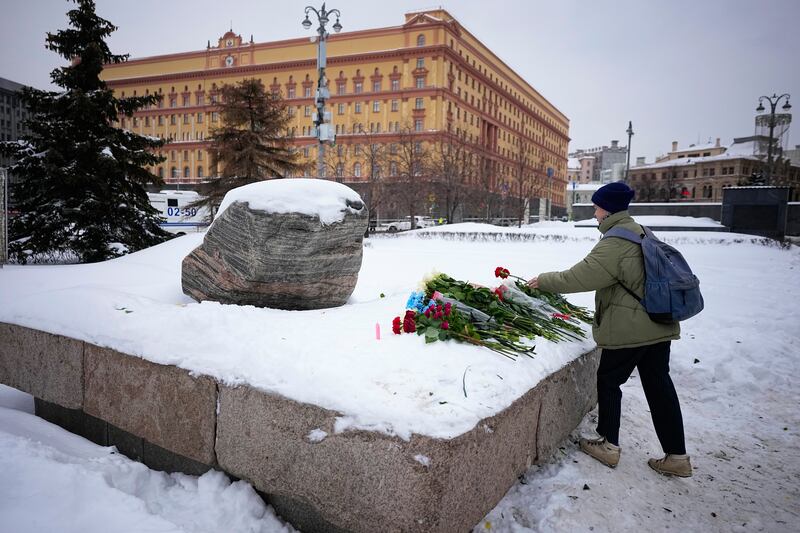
(389, 125), (432, 229)
(472, 151), (498, 222)
(510, 137), (534, 227)
(431, 131), (474, 223)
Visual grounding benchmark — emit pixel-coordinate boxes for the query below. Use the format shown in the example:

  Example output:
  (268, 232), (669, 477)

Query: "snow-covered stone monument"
(182, 179), (367, 310)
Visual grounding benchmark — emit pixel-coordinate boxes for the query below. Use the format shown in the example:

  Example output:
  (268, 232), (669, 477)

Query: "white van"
(147, 190), (210, 235)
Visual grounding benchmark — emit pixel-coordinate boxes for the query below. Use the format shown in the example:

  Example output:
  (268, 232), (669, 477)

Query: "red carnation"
(494, 266), (510, 279)
(441, 321), (450, 330)
(494, 287), (505, 301)
(444, 302), (452, 316)
(552, 313), (571, 321)
(392, 316), (402, 334)
(403, 310), (417, 333)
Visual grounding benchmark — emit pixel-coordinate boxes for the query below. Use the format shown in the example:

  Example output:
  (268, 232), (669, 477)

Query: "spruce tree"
(195, 79), (303, 212)
(0, 0), (169, 264)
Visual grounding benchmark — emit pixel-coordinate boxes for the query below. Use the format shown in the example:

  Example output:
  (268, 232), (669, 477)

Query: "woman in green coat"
(528, 182), (691, 477)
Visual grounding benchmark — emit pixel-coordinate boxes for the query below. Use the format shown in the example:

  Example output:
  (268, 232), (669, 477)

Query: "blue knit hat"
(591, 182), (635, 213)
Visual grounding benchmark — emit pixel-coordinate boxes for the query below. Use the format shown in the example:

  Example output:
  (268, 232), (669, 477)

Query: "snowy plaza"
(1, 221), (798, 532)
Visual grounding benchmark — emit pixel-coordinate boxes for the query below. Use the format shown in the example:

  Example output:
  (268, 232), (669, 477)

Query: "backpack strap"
(602, 225), (646, 302)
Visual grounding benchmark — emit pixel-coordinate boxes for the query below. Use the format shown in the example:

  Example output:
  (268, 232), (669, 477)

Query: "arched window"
(417, 34), (425, 47)
(354, 162), (362, 178)
(336, 163), (344, 177)
(171, 167), (178, 178)
(157, 167), (164, 179)
(184, 166), (190, 178)
(197, 166), (204, 178)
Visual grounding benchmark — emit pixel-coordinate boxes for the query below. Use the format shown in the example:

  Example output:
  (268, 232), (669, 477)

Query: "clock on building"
(225, 39), (234, 47)
(225, 55), (234, 67)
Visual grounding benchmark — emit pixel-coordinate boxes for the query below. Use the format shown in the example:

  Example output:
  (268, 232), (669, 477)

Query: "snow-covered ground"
(1, 222), (799, 532)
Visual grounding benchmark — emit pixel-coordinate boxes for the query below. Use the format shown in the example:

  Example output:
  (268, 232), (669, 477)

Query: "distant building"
(569, 140), (628, 182)
(785, 145), (800, 166)
(567, 157), (581, 184)
(0, 77), (32, 154)
(565, 182), (603, 219)
(0, 77), (34, 208)
(628, 137), (800, 202)
(655, 138), (726, 163)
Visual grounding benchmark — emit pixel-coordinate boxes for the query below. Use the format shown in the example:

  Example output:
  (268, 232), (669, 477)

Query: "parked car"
(380, 215), (436, 232)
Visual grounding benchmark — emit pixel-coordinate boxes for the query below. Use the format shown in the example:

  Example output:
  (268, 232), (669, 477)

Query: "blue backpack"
(604, 226), (704, 324)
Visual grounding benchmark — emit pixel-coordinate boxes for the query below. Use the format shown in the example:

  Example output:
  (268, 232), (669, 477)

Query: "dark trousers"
(596, 341), (686, 454)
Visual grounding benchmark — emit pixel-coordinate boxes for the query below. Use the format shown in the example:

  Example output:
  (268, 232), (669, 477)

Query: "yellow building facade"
(102, 9), (570, 217)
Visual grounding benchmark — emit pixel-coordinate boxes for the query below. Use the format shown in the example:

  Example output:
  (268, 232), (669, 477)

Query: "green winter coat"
(538, 210), (680, 349)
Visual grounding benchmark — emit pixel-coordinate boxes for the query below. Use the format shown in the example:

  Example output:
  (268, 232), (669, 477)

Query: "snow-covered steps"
(0, 321), (600, 532)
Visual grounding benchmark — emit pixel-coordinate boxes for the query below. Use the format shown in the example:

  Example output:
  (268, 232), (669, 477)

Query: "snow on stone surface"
(1, 231), (799, 532)
(215, 178), (364, 225)
(306, 429), (328, 443)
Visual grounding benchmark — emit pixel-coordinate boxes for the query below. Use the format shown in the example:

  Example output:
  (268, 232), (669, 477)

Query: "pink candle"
(375, 322), (381, 340)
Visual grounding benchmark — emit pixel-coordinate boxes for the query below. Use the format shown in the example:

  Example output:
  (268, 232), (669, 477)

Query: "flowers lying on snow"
(391, 270), (593, 360)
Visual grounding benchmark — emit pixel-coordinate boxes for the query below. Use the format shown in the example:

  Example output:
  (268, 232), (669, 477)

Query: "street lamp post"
(624, 121), (634, 183)
(302, 3), (342, 178)
(756, 93), (791, 185)
(546, 166), (554, 220)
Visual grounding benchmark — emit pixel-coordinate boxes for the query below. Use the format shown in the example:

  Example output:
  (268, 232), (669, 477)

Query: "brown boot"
(579, 437), (620, 468)
(648, 454), (692, 477)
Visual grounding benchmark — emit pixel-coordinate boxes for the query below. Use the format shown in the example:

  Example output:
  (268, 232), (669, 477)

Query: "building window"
(414, 141), (422, 154)
(390, 143), (398, 155)
(303, 147), (310, 157)
(197, 112), (203, 123)
(144, 116), (150, 127)
(391, 99), (399, 112)
(157, 167), (164, 178)
(170, 98), (176, 108)
(337, 83), (346, 94)
(338, 103), (345, 115)
(353, 162), (361, 178)
(288, 87), (296, 99)
(183, 166), (190, 178)
(354, 82), (363, 94)
(415, 97), (424, 110)
(373, 81), (381, 92)
(304, 87), (312, 98)
(415, 119), (423, 132)
(355, 144), (362, 155)
(170, 150), (176, 161)
(355, 102), (362, 114)
(336, 163), (344, 177)
(304, 105), (312, 117)
(182, 95), (189, 106)
(416, 77), (425, 89)
(171, 166), (178, 178)
(390, 161), (398, 175)
(183, 114), (190, 124)
(211, 112), (219, 122)
(170, 114), (176, 125)
(197, 94), (205, 106)
(373, 101), (380, 112)
(391, 79), (399, 91)
(417, 34), (425, 47)
(416, 58), (424, 69)
(197, 166), (204, 178)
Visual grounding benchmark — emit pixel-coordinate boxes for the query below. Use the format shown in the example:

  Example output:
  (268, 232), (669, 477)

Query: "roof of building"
(633, 141), (763, 171)
(565, 182), (605, 191)
(567, 157), (581, 169)
(0, 77), (26, 93)
(670, 139), (722, 154)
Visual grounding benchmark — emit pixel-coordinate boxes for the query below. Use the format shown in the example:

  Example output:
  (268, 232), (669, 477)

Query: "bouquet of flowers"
(392, 267), (593, 359)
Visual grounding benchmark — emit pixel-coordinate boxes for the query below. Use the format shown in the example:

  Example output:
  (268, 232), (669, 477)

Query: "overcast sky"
(2, 0), (798, 161)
